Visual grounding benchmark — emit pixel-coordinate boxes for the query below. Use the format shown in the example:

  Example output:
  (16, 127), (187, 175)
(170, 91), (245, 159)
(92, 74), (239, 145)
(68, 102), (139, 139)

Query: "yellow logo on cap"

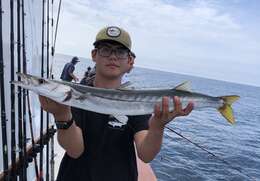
(106, 27), (121, 37)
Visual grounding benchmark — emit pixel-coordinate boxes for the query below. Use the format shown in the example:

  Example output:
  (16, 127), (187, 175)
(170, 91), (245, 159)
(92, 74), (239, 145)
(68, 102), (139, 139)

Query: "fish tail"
(217, 95), (240, 124)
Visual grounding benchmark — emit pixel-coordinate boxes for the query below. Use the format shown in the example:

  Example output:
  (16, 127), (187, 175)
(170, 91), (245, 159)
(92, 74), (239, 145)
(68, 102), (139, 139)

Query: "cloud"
(55, 0), (260, 86)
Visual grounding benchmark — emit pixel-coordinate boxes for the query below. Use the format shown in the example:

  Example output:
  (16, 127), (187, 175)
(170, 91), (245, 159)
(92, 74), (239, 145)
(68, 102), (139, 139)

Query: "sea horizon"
(55, 53), (260, 89)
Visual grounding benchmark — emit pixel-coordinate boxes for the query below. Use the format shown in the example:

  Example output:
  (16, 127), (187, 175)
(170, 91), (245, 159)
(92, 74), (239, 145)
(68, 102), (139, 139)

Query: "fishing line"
(0, 0), (9, 179)
(10, 0), (17, 179)
(39, 0), (46, 180)
(165, 126), (255, 180)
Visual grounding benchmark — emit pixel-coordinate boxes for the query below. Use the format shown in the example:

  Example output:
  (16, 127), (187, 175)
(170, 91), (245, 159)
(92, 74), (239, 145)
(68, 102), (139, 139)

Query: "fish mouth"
(16, 72), (30, 85)
(15, 72), (47, 86)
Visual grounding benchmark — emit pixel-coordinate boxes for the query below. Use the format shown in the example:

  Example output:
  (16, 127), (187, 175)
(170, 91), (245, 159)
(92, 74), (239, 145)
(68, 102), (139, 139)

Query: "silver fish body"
(53, 80), (223, 113)
(12, 73), (240, 124)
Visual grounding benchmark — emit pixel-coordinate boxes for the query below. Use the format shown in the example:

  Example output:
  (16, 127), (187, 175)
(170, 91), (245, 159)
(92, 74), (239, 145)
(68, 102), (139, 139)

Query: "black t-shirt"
(60, 62), (75, 81)
(56, 107), (150, 181)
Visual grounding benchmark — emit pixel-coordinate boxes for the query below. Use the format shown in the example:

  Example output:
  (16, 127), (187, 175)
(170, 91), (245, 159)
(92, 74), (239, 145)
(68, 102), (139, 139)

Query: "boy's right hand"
(39, 95), (72, 121)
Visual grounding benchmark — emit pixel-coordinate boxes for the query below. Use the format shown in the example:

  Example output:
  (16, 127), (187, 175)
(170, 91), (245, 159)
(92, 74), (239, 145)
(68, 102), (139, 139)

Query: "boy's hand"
(150, 96), (193, 130)
(39, 95), (72, 121)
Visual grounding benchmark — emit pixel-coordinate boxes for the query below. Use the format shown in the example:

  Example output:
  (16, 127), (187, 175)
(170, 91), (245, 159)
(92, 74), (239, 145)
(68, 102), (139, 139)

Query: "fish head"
(16, 72), (47, 87)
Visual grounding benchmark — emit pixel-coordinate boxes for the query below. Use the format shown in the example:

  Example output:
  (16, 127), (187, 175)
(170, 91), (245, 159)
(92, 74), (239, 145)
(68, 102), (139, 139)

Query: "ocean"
(53, 54), (260, 181)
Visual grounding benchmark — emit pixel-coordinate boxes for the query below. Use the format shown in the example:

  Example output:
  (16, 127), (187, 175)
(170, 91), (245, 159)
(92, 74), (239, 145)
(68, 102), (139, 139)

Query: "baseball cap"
(71, 56), (80, 63)
(93, 26), (132, 50)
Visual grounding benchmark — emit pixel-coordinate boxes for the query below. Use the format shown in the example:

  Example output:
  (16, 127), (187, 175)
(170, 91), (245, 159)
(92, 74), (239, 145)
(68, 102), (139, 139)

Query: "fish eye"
(38, 78), (45, 84)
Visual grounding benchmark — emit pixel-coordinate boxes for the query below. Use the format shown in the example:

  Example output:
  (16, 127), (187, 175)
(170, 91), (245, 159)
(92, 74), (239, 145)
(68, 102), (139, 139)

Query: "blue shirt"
(60, 62), (75, 81)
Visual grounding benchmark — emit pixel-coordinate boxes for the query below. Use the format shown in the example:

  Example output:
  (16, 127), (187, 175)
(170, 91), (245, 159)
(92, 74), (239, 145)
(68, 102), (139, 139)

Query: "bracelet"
(55, 117), (74, 130)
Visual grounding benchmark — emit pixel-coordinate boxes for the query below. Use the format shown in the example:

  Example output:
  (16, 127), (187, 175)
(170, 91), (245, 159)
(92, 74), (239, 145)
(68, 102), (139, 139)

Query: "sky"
(54, 0), (260, 87)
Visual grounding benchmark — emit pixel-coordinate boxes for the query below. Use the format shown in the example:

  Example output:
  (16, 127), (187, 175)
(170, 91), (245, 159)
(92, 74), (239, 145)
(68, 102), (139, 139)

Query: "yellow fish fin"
(218, 95), (240, 124)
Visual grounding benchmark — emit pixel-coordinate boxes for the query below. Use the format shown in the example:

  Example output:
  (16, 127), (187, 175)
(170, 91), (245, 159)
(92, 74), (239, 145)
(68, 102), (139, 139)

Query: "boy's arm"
(55, 112), (84, 159)
(134, 96), (193, 163)
(39, 96), (84, 158)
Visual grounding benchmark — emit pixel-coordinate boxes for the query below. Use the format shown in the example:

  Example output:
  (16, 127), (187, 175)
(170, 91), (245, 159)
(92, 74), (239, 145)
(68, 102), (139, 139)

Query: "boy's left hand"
(150, 96), (193, 129)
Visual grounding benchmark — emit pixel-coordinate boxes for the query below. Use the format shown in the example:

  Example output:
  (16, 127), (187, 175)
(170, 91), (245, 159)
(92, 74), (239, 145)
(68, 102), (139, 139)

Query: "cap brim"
(94, 40), (130, 50)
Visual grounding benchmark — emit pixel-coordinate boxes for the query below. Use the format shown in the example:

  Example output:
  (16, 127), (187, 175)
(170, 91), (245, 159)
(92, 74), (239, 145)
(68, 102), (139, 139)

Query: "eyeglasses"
(97, 46), (130, 59)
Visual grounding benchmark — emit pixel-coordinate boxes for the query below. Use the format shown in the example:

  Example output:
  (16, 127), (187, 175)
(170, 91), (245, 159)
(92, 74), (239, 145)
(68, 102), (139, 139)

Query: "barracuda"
(12, 73), (240, 124)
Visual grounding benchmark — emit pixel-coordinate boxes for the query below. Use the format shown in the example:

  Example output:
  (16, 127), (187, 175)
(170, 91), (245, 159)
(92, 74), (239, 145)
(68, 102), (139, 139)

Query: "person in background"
(60, 56), (80, 82)
(88, 65), (96, 78)
(80, 66), (92, 85)
(85, 66), (92, 77)
(39, 26), (193, 181)
(80, 65), (97, 85)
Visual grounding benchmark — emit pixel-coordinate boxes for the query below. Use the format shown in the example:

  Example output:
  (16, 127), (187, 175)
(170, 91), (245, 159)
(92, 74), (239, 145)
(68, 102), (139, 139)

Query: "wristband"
(55, 117), (74, 129)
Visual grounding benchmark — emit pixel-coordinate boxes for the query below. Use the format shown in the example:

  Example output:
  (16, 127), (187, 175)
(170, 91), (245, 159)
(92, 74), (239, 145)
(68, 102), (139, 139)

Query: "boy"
(39, 26), (193, 181)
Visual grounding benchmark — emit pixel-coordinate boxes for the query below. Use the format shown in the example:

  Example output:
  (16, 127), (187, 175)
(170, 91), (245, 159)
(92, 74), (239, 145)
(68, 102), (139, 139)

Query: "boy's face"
(91, 42), (134, 79)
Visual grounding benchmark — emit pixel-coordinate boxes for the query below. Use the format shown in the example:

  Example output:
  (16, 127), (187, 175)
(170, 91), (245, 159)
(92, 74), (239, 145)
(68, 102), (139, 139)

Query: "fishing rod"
(16, 0), (26, 179)
(50, 125), (55, 181)
(27, 93), (40, 180)
(0, 0), (9, 180)
(10, 0), (17, 179)
(51, 0), (54, 56)
(0, 128), (55, 180)
(165, 126), (255, 180)
(39, 0), (46, 180)
(50, 0), (54, 79)
(21, 0), (28, 180)
(50, 0), (62, 77)
(46, 0), (50, 180)
(53, 0), (62, 54)
(50, 1), (55, 179)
